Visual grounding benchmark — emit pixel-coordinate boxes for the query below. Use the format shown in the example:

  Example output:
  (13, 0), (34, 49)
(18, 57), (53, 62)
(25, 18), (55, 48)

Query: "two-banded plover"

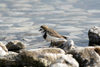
(39, 25), (75, 50)
(39, 25), (67, 42)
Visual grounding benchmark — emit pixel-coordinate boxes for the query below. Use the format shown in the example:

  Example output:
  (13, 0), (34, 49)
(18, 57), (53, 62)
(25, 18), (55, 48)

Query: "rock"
(0, 42), (8, 56)
(88, 26), (100, 46)
(28, 48), (65, 54)
(0, 41), (24, 67)
(50, 39), (75, 52)
(6, 40), (25, 53)
(0, 51), (20, 67)
(0, 47), (79, 67)
(18, 48), (77, 67)
(49, 40), (100, 67)
(94, 47), (100, 55)
(50, 41), (64, 48)
(50, 54), (79, 67)
(68, 46), (100, 67)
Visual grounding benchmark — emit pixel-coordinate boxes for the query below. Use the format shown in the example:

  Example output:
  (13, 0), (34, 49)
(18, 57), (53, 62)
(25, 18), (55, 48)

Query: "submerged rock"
(88, 26), (100, 46)
(6, 40), (25, 53)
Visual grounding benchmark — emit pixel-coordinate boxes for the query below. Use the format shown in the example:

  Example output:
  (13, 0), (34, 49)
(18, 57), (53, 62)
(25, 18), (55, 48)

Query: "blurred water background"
(0, 0), (100, 49)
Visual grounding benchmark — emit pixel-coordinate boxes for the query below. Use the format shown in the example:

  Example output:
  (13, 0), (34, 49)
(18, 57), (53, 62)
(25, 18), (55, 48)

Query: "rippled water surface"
(0, 0), (100, 49)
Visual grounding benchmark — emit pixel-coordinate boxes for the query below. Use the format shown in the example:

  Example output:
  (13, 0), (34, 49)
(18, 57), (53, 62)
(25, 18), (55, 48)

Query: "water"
(0, 0), (100, 49)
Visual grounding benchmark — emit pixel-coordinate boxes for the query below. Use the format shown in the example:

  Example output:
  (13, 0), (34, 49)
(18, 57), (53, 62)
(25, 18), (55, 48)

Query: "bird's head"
(39, 25), (49, 33)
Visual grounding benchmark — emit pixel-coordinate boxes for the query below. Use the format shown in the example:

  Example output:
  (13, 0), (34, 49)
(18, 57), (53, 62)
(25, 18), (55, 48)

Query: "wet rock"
(50, 54), (79, 67)
(68, 46), (100, 67)
(6, 40), (25, 53)
(0, 42), (8, 56)
(88, 26), (100, 46)
(18, 48), (78, 67)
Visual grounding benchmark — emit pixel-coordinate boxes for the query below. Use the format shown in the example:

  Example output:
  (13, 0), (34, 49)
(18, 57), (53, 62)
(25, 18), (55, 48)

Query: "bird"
(39, 25), (67, 42)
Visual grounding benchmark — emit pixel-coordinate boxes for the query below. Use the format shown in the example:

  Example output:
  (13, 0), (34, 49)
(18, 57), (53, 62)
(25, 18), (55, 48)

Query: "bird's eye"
(39, 28), (42, 31)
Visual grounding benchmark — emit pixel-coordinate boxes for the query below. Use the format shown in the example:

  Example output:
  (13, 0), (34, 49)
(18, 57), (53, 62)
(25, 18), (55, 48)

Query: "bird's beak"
(39, 28), (42, 31)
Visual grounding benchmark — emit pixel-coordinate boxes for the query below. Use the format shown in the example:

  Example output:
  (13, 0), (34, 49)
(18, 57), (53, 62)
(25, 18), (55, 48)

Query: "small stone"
(6, 40), (25, 53)
(50, 39), (75, 52)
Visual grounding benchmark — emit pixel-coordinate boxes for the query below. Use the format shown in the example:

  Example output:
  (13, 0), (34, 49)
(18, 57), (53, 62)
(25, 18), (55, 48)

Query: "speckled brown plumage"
(40, 25), (67, 39)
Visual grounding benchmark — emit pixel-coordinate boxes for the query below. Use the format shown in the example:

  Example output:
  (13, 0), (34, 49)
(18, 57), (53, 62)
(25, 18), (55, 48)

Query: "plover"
(39, 25), (67, 42)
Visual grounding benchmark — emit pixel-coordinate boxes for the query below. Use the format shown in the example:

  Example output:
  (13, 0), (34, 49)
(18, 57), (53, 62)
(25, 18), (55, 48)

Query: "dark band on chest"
(43, 32), (47, 39)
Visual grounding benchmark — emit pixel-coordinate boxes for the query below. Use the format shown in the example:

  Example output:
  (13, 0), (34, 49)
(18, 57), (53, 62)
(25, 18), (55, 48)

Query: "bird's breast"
(43, 32), (47, 39)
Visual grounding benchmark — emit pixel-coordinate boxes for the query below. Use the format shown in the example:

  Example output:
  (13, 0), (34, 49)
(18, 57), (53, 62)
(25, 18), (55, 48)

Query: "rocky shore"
(0, 26), (100, 67)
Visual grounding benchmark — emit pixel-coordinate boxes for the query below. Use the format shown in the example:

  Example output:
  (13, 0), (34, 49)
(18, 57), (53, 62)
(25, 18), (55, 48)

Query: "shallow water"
(0, 0), (100, 49)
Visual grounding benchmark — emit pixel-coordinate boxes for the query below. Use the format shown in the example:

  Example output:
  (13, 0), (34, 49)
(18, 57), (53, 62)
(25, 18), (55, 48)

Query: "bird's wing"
(47, 28), (64, 38)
